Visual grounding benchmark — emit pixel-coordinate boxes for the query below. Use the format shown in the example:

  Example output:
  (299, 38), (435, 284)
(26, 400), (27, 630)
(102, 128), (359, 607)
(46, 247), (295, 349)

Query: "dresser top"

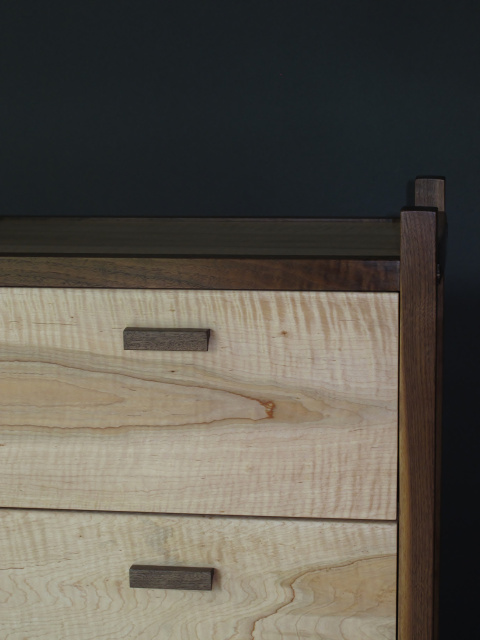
(0, 217), (400, 259)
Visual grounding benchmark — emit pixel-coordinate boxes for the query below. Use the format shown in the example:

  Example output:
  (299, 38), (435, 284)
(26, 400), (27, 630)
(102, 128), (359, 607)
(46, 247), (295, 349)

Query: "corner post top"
(414, 176), (446, 211)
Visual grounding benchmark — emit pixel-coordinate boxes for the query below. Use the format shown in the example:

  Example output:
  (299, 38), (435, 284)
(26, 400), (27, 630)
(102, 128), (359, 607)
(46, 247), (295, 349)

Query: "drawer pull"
(129, 565), (214, 590)
(123, 328), (210, 351)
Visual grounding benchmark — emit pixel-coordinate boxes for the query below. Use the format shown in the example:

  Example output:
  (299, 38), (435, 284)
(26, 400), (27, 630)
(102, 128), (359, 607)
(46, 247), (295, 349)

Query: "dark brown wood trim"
(129, 565), (214, 590)
(398, 203), (443, 639)
(414, 176), (448, 282)
(415, 176), (445, 640)
(0, 216), (400, 258)
(433, 276), (443, 640)
(123, 328), (210, 351)
(0, 256), (399, 291)
(414, 177), (445, 211)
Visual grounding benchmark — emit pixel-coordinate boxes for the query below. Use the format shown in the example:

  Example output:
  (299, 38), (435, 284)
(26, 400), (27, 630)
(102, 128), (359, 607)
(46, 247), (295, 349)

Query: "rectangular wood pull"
(123, 328), (210, 351)
(129, 565), (214, 590)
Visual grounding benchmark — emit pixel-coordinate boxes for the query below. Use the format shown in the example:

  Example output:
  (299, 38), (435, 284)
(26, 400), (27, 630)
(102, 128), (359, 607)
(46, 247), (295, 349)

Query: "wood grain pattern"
(414, 177), (445, 211)
(0, 509), (397, 640)
(414, 176), (448, 282)
(0, 216), (400, 257)
(0, 289), (399, 520)
(398, 207), (440, 640)
(433, 276), (444, 640)
(123, 328), (210, 351)
(417, 177), (445, 640)
(129, 565), (214, 590)
(0, 256), (400, 291)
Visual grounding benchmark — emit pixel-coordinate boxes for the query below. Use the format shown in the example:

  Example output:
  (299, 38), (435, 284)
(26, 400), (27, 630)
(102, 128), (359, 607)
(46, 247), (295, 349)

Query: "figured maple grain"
(0, 509), (397, 640)
(0, 289), (398, 520)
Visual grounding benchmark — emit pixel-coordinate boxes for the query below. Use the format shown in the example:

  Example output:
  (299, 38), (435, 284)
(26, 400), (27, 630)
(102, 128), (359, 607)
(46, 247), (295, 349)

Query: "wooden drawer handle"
(123, 328), (210, 351)
(129, 565), (214, 590)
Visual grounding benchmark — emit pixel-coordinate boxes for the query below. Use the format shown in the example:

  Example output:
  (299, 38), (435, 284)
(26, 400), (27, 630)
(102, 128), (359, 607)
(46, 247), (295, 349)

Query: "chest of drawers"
(0, 177), (446, 639)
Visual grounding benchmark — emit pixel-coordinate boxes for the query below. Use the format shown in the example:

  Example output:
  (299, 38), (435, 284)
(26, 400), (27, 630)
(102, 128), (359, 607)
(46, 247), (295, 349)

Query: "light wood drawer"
(0, 508), (397, 640)
(0, 288), (398, 520)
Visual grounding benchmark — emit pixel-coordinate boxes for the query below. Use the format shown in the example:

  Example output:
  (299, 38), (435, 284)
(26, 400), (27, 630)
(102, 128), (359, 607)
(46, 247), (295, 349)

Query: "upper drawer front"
(0, 289), (398, 520)
(0, 509), (397, 640)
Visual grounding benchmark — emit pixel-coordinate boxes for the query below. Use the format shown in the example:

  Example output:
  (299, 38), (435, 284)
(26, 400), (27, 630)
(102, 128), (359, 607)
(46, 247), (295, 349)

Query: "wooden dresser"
(0, 177), (446, 639)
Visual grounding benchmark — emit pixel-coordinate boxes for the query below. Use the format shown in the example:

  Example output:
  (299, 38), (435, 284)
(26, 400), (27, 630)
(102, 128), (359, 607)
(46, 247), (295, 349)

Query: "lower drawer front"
(0, 509), (397, 640)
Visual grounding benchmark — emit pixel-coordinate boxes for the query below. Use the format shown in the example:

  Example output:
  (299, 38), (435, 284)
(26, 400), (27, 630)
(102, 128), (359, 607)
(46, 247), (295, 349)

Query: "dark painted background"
(1, 2), (479, 635)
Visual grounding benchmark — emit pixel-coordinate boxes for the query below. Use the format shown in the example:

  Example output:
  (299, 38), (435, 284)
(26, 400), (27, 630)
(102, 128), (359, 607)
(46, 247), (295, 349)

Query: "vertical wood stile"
(433, 276), (444, 640)
(398, 176), (444, 640)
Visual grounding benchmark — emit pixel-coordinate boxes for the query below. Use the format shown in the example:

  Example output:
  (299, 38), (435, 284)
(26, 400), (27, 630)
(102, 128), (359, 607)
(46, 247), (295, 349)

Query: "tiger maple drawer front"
(0, 288), (398, 520)
(0, 509), (397, 640)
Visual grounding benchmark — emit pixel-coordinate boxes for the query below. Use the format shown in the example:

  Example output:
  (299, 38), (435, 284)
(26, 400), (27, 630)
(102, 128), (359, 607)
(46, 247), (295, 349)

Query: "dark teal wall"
(2, 2), (479, 635)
